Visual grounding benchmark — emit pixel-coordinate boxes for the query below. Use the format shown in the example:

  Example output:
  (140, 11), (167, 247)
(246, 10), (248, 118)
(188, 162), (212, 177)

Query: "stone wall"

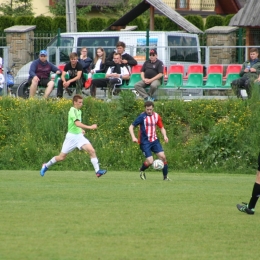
(205, 26), (238, 65)
(4, 25), (36, 72)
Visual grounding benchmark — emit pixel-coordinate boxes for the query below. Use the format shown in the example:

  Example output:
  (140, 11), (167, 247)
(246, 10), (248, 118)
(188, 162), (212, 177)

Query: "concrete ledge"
(4, 25), (36, 33)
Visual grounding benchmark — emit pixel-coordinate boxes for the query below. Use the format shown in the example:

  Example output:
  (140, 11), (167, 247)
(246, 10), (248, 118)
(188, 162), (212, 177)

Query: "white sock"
(91, 158), (99, 173)
(46, 157), (57, 168)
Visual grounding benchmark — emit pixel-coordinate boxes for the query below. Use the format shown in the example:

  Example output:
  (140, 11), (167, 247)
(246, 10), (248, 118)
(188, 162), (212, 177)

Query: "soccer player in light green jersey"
(40, 94), (107, 178)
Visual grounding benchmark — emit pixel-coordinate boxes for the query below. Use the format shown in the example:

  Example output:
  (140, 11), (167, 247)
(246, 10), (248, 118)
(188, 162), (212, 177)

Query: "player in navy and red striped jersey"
(129, 101), (170, 181)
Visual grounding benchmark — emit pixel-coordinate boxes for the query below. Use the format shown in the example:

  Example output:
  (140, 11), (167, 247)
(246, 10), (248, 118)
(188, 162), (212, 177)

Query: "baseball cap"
(149, 49), (157, 55)
(39, 50), (47, 56)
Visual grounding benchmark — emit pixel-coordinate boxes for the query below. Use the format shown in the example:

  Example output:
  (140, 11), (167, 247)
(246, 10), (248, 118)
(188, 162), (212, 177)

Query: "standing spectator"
(129, 101), (170, 181)
(237, 152), (260, 215)
(57, 52), (83, 98)
(40, 94), (107, 178)
(106, 41), (137, 71)
(28, 50), (61, 98)
(134, 49), (164, 101)
(91, 53), (129, 97)
(231, 47), (260, 98)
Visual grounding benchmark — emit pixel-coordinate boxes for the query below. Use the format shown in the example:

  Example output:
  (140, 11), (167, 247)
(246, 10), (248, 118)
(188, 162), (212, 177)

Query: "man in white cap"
(28, 50), (61, 98)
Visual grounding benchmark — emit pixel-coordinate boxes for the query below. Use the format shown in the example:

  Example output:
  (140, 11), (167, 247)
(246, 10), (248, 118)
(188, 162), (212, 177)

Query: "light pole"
(66, 0), (77, 32)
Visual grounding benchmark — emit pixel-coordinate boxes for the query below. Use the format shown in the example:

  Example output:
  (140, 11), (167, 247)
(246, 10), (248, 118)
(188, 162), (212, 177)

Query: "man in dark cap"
(28, 50), (61, 98)
(134, 49), (164, 101)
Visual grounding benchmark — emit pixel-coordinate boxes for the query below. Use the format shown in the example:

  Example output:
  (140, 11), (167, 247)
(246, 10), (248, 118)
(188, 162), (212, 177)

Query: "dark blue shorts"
(140, 139), (164, 158)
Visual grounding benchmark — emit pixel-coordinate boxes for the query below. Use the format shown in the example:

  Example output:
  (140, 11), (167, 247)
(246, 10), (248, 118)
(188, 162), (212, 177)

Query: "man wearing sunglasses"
(134, 49), (164, 101)
(28, 50), (61, 98)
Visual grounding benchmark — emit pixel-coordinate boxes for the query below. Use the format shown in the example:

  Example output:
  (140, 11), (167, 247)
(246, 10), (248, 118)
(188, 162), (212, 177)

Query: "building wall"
(162, 0), (215, 11)
(32, 0), (52, 16)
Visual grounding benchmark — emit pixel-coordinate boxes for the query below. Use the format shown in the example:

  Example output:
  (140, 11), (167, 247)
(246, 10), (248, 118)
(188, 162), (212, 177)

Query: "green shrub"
(14, 16), (34, 25)
(154, 15), (164, 31)
(106, 18), (117, 28)
(185, 15), (204, 31)
(1, 92), (260, 172)
(162, 17), (179, 31)
(52, 16), (66, 33)
(128, 17), (146, 31)
(205, 15), (224, 30)
(0, 16), (15, 31)
(77, 17), (88, 32)
(88, 18), (106, 32)
(224, 14), (235, 26)
(33, 16), (52, 32)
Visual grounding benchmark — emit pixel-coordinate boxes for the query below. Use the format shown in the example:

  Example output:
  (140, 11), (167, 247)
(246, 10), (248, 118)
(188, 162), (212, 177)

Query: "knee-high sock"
(248, 182), (260, 209)
(162, 162), (168, 177)
(91, 158), (99, 173)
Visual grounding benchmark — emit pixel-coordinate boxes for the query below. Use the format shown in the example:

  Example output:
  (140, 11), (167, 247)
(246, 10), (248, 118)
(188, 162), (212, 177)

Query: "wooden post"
(150, 5), (154, 31)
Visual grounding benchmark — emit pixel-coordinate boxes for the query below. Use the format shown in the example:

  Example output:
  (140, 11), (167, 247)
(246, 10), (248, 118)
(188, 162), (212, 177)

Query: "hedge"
(1, 87), (260, 173)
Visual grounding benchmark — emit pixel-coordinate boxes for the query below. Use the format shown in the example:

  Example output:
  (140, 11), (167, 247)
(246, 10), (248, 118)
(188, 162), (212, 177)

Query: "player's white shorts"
(61, 132), (90, 154)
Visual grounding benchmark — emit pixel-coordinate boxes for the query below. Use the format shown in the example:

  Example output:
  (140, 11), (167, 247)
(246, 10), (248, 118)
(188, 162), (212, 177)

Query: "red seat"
(168, 64), (185, 75)
(131, 64), (142, 73)
(184, 64), (203, 79)
(204, 64), (223, 79)
(223, 64), (242, 79)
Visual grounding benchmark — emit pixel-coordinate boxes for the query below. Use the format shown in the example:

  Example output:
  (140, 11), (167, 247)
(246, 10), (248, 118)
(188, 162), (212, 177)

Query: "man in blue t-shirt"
(134, 49), (164, 101)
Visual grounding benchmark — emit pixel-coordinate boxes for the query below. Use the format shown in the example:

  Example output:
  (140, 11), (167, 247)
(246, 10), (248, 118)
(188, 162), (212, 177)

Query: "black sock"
(258, 152), (260, 171)
(248, 182), (260, 209)
(140, 162), (149, 171)
(163, 163), (168, 177)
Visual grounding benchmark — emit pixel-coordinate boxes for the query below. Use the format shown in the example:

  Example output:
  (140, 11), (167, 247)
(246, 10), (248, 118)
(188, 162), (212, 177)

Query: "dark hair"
(116, 41), (126, 48)
(250, 48), (259, 53)
(144, 101), (154, 107)
(73, 94), (83, 103)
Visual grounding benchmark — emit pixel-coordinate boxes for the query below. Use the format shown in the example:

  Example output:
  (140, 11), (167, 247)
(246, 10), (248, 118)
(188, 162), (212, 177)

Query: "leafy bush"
(52, 16), (66, 33)
(185, 15), (204, 31)
(129, 17), (146, 31)
(0, 16), (15, 31)
(77, 17), (88, 32)
(205, 15), (224, 30)
(88, 18), (106, 32)
(14, 16), (34, 25)
(33, 16), (53, 32)
(1, 91), (260, 172)
(163, 17), (179, 31)
(224, 14), (235, 26)
(154, 15), (164, 31)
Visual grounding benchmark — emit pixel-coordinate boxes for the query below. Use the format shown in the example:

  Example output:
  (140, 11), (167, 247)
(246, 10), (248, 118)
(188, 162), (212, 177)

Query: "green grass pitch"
(0, 170), (259, 260)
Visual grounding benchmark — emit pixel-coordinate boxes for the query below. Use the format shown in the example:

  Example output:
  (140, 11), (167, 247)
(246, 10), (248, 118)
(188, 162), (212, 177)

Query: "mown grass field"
(0, 170), (259, 260)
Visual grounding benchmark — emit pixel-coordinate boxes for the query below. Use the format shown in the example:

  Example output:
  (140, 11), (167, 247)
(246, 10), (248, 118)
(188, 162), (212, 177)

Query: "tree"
(49, 0), (91, 17)
(0, 0), (34, 16)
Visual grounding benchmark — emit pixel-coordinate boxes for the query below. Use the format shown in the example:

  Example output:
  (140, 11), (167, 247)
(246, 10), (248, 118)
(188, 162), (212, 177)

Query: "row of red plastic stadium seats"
(131, 64), (242, 80)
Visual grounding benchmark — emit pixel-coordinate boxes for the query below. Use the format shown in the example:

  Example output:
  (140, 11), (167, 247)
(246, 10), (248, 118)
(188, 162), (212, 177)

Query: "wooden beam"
(149, 5), (154, 31)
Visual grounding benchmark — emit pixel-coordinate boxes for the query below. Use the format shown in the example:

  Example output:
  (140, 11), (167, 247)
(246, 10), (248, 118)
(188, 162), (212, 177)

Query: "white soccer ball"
(152, 159), (164, 170)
